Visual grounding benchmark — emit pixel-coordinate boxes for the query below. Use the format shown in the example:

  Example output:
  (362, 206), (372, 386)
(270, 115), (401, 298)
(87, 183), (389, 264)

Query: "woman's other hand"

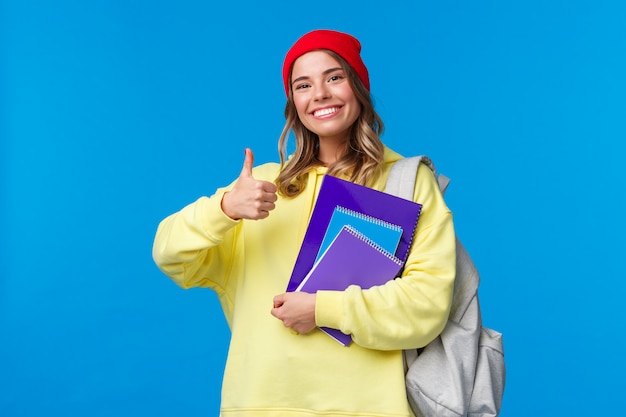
(271, 292), (317, 334)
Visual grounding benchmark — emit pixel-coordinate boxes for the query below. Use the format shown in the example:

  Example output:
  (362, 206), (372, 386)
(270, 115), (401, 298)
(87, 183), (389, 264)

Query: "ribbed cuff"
(197, 195), (240, 240)
(314, 290), (345, 331)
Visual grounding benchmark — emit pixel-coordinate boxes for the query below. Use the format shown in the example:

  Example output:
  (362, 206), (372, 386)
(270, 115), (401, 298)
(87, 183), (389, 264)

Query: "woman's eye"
(329, 75), (344, 82)
(295, 83), (310, 90)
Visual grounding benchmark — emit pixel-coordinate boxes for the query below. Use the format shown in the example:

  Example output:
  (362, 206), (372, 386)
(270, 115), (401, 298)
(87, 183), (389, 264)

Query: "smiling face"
(290, 50), (361, 145)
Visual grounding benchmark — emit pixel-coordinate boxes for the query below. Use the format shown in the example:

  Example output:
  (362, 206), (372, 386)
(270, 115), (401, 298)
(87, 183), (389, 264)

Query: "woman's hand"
(271, 292), (317, 334)
(221, 148), (278, 220)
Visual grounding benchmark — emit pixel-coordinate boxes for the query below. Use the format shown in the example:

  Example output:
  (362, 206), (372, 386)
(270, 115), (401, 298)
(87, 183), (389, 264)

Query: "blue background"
(2, 1), (624, 416)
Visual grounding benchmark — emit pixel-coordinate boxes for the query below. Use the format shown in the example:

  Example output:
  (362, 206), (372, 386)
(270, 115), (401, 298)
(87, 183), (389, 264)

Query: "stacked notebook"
(287, 175), (423, 346)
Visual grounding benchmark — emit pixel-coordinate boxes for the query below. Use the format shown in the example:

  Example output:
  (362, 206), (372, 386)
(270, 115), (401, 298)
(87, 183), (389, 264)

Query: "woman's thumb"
(240, 148), (254, 178)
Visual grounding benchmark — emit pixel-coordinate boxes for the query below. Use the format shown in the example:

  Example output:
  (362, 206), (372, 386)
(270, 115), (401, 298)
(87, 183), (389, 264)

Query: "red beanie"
(282, 29), (370, 97)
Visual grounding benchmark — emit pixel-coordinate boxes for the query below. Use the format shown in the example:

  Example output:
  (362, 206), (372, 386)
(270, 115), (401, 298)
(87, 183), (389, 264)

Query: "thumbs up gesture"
(221, 148), (278, 220)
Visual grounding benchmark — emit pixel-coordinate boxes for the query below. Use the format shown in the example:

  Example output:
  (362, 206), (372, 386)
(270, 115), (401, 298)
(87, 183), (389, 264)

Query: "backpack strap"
(385, 155), (451, 197)
(386, 156), (479, 322)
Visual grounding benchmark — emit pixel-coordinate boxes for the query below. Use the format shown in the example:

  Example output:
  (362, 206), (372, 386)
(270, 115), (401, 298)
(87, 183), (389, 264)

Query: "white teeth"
(314, 107), (338, 117)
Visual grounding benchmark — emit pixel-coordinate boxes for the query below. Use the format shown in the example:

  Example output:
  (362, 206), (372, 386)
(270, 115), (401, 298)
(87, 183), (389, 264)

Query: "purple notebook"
(287, 175), (422, 292)
(296, 225), (404, 346)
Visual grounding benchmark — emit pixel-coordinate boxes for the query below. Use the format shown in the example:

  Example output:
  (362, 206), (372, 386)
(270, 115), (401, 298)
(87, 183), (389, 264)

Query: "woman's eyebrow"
(292, 67), (344, 86)
(322, 67), (343, 75)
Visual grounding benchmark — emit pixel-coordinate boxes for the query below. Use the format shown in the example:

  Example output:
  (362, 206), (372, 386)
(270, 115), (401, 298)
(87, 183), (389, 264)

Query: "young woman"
(153, 29), (456, 417)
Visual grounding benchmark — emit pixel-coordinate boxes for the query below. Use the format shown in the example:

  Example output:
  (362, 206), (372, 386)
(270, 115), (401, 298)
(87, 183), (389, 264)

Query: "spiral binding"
(336, 206), (403, 232)
(343, 225), (403, 266)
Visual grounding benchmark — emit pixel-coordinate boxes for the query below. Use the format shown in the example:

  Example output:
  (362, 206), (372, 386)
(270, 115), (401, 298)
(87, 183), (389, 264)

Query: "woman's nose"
(313, 84), (330, 100)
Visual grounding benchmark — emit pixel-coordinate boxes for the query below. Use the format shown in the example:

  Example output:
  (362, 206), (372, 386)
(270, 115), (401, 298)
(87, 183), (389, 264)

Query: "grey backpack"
(386, 156), (506, 417)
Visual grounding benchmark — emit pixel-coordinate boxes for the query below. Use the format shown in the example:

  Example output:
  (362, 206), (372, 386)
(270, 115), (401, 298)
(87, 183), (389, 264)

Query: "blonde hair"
(276, 50), (385, 197)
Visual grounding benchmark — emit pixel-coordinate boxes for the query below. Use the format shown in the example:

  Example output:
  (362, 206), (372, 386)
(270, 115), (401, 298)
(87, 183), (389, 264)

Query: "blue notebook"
(297, 225), (404, 346)
(315, 206), (403, 263)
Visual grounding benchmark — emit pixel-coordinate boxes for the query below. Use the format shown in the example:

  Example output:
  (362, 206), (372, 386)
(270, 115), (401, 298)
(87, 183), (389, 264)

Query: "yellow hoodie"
(152, 147), (456, 417)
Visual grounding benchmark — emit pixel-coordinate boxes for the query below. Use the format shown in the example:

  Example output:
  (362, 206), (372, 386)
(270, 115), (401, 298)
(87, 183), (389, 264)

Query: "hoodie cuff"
(197, 195), (240, 240)
(315, 290), (345, 330)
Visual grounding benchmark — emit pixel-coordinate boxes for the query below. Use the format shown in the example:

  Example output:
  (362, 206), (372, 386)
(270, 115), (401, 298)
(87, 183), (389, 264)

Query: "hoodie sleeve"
(315, 163), (456, 350)
(151, 189), (242, 291)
